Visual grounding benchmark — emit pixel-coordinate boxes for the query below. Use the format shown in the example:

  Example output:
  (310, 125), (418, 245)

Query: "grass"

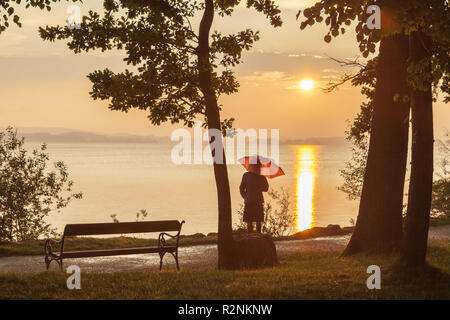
(0, 240), (449, 300)
(430, 215), (450, 226)
(0, 234), (218, 257)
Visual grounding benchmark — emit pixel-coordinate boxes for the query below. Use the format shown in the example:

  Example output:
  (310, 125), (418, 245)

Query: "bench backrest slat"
(63, 220), (182, 236)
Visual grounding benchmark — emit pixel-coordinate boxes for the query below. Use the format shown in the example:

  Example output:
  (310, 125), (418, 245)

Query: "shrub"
(340, 130), (450, 222)
(0, 127), (82, 242)
(235, 187), (295, 237)
(432, 135), (450, 218)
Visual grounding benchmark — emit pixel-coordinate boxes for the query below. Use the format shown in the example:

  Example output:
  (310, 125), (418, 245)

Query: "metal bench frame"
(44, 220), (185, 271)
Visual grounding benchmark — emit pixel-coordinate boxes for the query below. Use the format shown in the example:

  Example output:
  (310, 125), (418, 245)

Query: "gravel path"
(0, 225), (448, 274)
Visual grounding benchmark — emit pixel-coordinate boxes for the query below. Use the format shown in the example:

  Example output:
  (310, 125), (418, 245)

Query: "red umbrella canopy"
(238, 155), (285, 179)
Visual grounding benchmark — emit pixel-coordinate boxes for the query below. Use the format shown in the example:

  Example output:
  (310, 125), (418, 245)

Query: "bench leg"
(45, 256), (51, 271)
(169, 252), (180, 271)
(159, 253), (165, 271)
(175, 252), (180, 271)
(57, 259), (63, 271)
(44, 257), (63, 271)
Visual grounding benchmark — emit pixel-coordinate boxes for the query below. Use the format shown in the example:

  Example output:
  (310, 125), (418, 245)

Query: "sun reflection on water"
(295, 146), (318, 231)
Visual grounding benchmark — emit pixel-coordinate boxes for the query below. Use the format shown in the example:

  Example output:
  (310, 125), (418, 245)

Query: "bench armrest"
(44, 238), (63, 257)
(159, 232), (177, 239)
(158, 232), (182, 248)
(158, 221), (184, 248)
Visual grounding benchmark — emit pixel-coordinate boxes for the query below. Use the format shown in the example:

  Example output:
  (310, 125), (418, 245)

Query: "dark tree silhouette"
(403, 31), (434, 269)
(39, 0), (281, 269)
(343, 32), (409, 255)
(297, 2), (410, 254)
(385, 2), (447, 267)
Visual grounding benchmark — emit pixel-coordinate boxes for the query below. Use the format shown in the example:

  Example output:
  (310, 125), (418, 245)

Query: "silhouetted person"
(239, 162), (269, 233)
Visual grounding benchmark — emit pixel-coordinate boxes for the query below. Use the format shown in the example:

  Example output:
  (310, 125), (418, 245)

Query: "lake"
(29, 142), (359, 235)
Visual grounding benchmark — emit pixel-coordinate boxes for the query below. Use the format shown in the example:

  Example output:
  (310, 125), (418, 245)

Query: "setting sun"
(299, 79), (314, 91)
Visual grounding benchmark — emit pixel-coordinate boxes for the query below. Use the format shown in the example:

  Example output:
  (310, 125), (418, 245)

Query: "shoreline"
(1, 224), (449, 259)
(0, 223), (353, 258)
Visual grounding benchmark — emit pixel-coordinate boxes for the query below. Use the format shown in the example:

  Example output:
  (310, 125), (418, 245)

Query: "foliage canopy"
(39, 0), (281, 131)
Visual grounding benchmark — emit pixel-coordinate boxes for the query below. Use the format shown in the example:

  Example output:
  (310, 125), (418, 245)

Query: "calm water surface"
(28, 142), (358, 235)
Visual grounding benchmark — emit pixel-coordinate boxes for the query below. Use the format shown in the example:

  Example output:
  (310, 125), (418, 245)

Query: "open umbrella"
(238, 155), (285, 179)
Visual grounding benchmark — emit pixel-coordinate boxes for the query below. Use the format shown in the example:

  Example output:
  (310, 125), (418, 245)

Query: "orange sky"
(1, 1), (449, 139)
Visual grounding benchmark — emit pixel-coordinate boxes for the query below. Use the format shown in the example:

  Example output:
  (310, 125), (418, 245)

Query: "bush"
(235, 187), (295, 237)
(340, 130), (450, 222)
(432, 179), (450, 217)
(0, 127), (82, 242)
(338, 135), (368, 200)
(432, 135), (450, 218)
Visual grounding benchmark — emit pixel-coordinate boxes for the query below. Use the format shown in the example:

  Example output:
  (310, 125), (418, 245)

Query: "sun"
(299, 79), (314, 91)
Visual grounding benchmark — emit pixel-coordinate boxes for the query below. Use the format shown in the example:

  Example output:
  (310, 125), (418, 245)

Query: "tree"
(0, 0), (78, 35)
(400, 0), (449, 267)
(0, 127), (82, 242)
(403, 31), (434, 268)
(297, 2), (411, 254)
(344, 32), (410, 255)
(307, 1), (449, 261)
(39, 0), (281, 269)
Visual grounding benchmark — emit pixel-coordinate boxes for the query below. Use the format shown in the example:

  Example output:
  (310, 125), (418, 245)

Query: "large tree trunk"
(342, 33), (410, 256)
(403, 31), (434, 269)
(197, 0), (234, 269)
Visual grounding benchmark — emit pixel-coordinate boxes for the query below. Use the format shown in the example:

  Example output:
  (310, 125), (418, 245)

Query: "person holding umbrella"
(239, 155), (285, 233)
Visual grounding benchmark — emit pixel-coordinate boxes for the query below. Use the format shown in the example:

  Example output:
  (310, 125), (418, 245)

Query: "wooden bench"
(44, 220), (185, 271)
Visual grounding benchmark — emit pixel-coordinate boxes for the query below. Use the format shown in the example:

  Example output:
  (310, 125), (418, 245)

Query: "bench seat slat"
(64, 220), (182, 236)
(61, 246), (177, 259)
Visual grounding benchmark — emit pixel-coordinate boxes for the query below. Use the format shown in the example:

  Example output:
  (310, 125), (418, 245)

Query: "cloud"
(321, 75), (339, 79)
(242, 71), (293, 81)
(236, 51), (348, 90)
(320, 69), (340, 80)
(285, 52), (326, 60)
(247, 50), (330, 61)
(239, 71), (296, 87)
(322, 68), (339, 73)
(277, 0), (317, 10)
(0, 32), (28, 57)
(286, 83), (300, 90)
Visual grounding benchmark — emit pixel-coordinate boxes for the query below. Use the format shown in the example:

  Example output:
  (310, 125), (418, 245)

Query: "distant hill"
(12, 129), (168, 143)
(2, 126), (348, 145)
(1, 126), (74, 135)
